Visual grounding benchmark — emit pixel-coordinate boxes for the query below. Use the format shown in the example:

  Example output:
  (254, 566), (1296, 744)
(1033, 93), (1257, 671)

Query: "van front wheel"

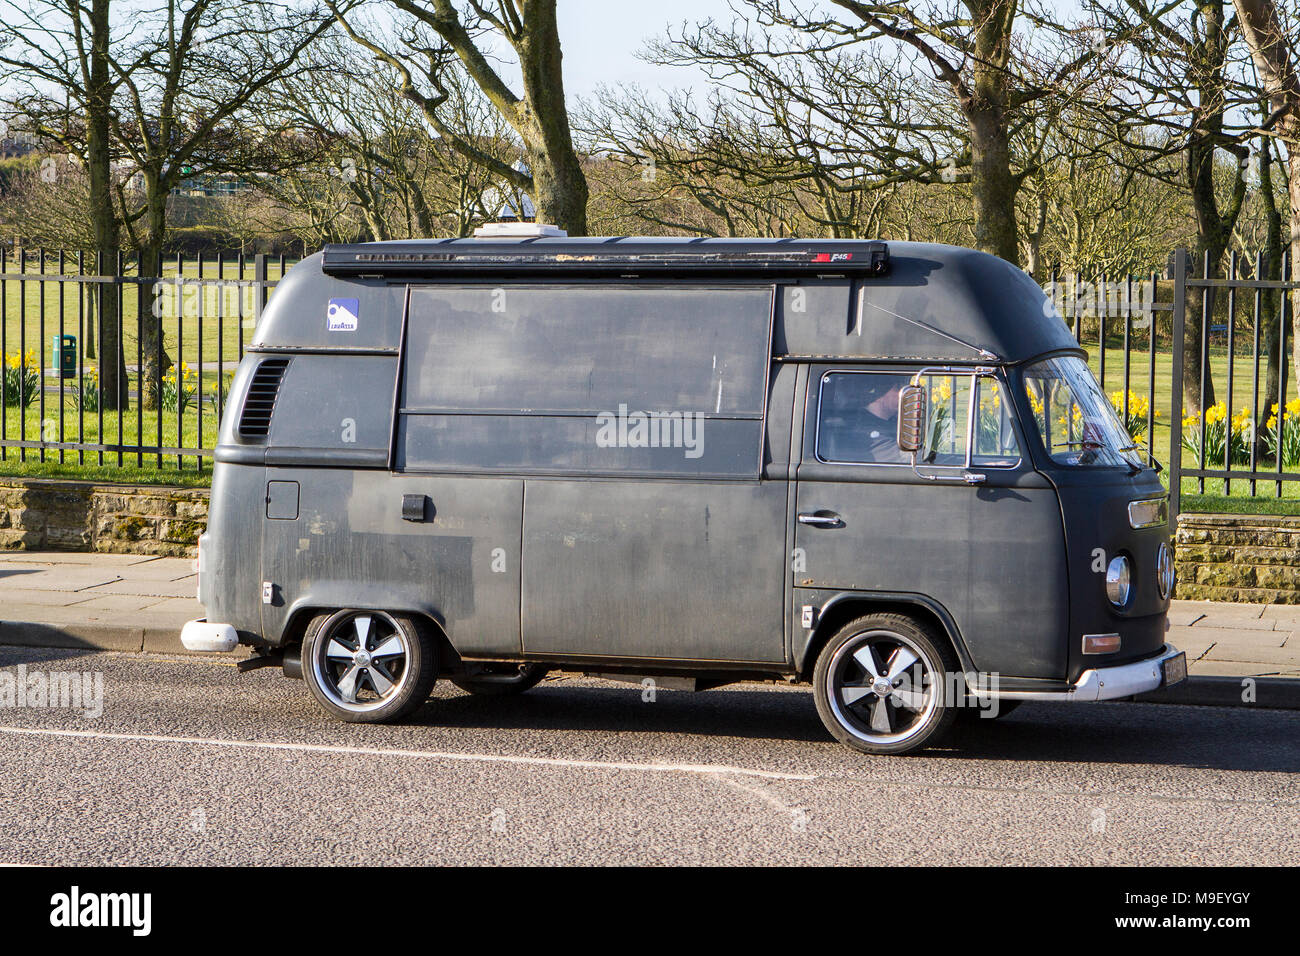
(302, 610), (438, 723)
(812, 614), (959, 755)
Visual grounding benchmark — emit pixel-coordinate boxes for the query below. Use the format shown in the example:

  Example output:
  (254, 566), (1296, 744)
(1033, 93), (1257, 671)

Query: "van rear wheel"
(452, 663), (549, 696)
(812, 613), (959, 755)
(302, 610), (437, 723)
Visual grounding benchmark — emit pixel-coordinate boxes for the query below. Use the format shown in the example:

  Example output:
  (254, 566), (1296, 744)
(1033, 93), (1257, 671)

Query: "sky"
(555, 0), (730, 97)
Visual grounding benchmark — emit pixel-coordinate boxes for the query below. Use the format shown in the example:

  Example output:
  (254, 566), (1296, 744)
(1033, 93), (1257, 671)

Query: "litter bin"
(51, 334), (76, 379)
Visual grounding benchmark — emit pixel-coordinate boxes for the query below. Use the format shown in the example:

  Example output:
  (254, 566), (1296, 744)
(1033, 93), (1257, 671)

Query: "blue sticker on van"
(326, 297), (359, 332)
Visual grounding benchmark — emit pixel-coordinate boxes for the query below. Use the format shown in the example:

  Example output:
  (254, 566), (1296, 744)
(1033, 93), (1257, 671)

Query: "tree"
(1064, 0), (1260, 410)
(109, 0), (331, 407)
(267, 32), (518, 241)
(1, 0), (128, 409)
(605, 0), (1101, 264)
(1233, 0), (1300, 405)
(330, 0), (588, 234)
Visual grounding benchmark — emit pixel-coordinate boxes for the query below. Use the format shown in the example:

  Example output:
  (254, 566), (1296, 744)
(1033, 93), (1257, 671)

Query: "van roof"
(260, 239), (1081, 365)
(321, 236), (891, 278)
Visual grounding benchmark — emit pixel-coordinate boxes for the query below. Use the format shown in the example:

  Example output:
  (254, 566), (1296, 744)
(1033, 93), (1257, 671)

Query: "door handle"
(798, 511), (844, 528)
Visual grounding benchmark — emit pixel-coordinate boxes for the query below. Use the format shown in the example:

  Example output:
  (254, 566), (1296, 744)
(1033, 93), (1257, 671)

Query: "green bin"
(51, 334), (76, 379)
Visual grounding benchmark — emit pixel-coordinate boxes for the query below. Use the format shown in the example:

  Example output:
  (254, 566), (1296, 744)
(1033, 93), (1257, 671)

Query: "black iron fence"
(1, 244), (1297, 516)
(0, 249), (288, 472)
(1048, 248), (1298, 518)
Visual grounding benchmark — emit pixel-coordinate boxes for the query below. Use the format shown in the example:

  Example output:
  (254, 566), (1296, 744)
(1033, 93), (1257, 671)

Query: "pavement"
(0, 643), (1295, 865)
(1, 550), (1298, 705)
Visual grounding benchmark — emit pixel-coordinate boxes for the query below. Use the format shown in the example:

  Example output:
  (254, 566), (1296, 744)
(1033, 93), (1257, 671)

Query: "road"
(0, 644), (1296, 866)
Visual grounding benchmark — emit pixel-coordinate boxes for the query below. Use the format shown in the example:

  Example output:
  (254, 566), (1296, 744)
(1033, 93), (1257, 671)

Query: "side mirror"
(897, 383), (926, 454)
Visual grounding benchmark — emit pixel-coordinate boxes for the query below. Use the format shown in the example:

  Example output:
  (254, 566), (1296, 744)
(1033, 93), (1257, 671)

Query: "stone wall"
(0, 478), (208, 557)
(1175, 514), (1300, 604)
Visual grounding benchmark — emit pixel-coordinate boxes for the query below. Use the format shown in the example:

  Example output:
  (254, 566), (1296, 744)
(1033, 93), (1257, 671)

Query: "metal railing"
(2, 243), (1296, 516)
(1049, 248), (1298, 519)
(0, 249), (289, 472)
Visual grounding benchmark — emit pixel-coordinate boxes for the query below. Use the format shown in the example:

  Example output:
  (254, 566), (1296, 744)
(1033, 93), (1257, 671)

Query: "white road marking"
(0, 725), (815, 782)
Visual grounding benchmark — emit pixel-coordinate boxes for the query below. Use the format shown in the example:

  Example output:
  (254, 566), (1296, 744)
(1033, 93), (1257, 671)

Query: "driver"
(859, 381), (906, 463)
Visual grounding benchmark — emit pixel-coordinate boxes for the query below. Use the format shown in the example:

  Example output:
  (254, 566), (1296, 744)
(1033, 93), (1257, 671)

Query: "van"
(181, 228), (1186, 755)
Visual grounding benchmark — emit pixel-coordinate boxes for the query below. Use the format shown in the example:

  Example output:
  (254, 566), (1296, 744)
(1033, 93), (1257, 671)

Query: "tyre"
(812, 613), (960, 755)
(451, 662), (549, 696)
(302, 609), (438, 723)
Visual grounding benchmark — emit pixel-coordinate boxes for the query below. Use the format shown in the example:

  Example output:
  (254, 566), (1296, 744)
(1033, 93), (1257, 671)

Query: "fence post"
(253, 253), (268, 333)
(1169, 247), (1187, 527)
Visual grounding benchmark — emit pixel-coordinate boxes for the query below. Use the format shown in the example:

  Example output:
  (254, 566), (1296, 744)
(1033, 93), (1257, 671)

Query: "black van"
(182, 227), (1185, 755)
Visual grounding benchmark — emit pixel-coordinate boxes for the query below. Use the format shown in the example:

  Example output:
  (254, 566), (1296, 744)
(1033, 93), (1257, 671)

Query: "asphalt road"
(0, 644), (1297, 866)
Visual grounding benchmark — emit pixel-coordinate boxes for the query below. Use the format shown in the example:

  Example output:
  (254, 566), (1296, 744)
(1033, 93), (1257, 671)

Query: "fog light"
(1106, 555), (1132, 607)
(1157, 541), (1174, 599)
(1083, 633), (1122, 654)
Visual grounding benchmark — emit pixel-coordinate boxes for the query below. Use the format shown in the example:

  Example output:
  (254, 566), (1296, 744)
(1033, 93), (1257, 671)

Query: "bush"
(1109, 389), (1150, 438)
(66, 368), (99, 412)
(1262, 399), (1300, 468)
(161, 361), (198, 413)
(2, 351), (40, 409)
(1182, 402), (1252, 467)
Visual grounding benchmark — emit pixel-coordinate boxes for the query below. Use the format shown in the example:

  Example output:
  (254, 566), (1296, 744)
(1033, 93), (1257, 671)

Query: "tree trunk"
(964, 0), (1020, 265)
(1256, 135), (1285, 449)
(137, 174), (171, 411)
(516, 1), (588, 234)
(86, 0), (126, 411)
(1232, 0), (1300, 410)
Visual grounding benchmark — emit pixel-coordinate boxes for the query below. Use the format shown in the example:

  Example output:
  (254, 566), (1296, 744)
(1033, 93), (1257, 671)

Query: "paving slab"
(0, 552), (162, 567)
(75, 578), (196, 599)
(1173, 599), (1266, 620)
(1185, 627), (1289, 649)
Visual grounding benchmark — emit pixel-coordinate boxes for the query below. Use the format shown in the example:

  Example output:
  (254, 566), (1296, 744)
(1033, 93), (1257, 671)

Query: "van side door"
(794, 366), (1070, 680)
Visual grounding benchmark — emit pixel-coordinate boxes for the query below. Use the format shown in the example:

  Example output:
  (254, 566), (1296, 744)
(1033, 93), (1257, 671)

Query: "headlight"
(1157, 542), (1174, 600)
(1106, 555), (1132, 607)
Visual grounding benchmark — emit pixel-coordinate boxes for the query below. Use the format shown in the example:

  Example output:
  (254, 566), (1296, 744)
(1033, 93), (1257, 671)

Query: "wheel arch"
(795, 592), (975, 680)
(280, 600), (460, 669)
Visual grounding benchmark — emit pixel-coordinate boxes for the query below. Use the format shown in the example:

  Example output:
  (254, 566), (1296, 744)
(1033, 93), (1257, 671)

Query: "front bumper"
(180, 618), (239, 653)
(987, 644), (1186, 702)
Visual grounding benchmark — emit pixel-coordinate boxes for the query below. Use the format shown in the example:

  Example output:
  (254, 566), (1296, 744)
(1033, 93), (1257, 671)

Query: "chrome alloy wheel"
(309, 610), (413, 713)
(825, 629), (940, 746)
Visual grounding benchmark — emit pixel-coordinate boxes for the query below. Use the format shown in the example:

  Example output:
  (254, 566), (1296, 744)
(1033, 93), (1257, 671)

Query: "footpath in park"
(0, 551), (1297, 708)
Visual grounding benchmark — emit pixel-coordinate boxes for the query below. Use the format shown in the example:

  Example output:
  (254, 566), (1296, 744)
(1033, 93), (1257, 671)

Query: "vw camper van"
(182, 229), (1185, 755)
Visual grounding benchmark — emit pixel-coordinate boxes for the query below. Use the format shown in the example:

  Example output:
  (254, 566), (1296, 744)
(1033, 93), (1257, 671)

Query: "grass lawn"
(1, 388), (224, 479)
(1, 256), (293, 371)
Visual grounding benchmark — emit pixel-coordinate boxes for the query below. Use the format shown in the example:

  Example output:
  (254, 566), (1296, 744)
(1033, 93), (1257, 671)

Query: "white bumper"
(987, 644), (1186, 702)
(180, 619), (239, 653)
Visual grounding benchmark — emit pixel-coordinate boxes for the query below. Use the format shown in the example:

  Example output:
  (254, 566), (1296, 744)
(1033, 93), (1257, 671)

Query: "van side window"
(816, 371), (1021, 467)
(816, 372), (913, 464)
(397, 284), (773, 477)
(917, 374), (1021, 467)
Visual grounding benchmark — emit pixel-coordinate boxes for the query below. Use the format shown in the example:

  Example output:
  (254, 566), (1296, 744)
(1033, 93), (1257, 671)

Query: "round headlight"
(1157, 542), (1174, 600)
(1106, 555), (1132, 607)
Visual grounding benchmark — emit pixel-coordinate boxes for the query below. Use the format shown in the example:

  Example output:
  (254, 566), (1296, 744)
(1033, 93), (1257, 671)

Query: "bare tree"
(1, 0), (128, 408)
(330, 0), (588, 233)
(109, 0), (331, 406)
(1233, 0), (1300, 401)
(1059, 0), (1261, 409)
(269, 32), (517, 240)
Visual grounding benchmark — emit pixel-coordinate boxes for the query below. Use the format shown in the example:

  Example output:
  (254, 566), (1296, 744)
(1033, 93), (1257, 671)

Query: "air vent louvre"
(237, 358), (290, 440)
